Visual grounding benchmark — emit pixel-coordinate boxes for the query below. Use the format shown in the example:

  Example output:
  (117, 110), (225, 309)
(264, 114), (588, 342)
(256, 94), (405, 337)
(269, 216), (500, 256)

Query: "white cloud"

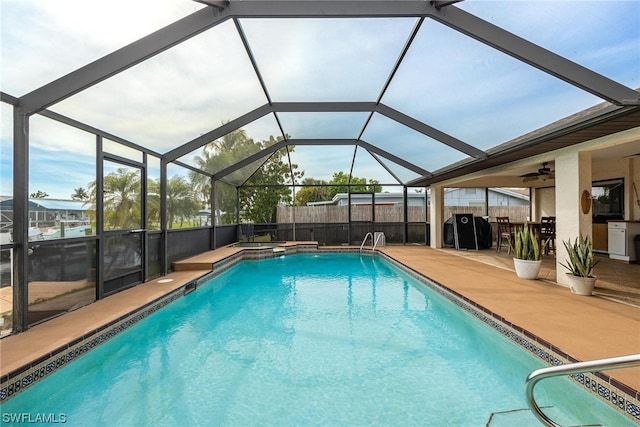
(1, 1), (638, 194)
(1, 0), (202, 95)
(49, 19), (268, 152)
(240, 17), (417, 102)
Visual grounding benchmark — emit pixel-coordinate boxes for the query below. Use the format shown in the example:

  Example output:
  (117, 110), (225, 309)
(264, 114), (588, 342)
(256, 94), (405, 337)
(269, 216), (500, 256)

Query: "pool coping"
(377, 251), (640, 423)
(1, 245), (638, 423)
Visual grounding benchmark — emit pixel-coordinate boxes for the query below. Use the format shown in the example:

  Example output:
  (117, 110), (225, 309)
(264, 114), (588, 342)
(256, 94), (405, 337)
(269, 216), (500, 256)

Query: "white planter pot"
(513, 258), (542, 280)
(566, 274), (597, 296)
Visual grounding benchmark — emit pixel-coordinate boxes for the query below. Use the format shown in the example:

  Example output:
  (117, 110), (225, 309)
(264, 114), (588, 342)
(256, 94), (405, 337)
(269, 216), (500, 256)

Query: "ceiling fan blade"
(520, 172), (539, 178)
(522, 175), (539, 183)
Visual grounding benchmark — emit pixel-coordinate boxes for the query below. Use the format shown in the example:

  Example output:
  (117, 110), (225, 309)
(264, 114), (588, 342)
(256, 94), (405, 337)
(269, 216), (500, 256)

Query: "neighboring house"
(0, 198), (91, 240)
(444, 187), (529, 207)
(308, 192), (427, 207)
(309, 188), (529, 207)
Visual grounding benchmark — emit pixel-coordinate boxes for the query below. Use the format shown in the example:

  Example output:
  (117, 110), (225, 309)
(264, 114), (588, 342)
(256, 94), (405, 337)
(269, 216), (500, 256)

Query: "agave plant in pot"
(513, 223), (542, 279)
(560, 233), (599, 296)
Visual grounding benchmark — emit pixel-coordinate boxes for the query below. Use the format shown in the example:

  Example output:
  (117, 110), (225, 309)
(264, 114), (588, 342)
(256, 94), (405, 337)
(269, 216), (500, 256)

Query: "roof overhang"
(409, 104), (640, 187)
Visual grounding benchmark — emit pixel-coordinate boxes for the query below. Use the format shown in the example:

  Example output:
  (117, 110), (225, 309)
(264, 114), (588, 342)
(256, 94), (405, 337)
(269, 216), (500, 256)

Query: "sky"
(1, 0), (638, 199)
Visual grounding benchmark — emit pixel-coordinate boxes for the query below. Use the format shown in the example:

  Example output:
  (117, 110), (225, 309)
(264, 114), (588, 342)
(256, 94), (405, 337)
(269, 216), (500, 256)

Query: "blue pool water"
(2, 254), (633, 426)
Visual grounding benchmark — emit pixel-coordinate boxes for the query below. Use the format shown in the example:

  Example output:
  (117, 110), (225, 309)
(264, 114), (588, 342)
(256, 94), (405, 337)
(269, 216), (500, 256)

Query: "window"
(592, 178), (624, 223)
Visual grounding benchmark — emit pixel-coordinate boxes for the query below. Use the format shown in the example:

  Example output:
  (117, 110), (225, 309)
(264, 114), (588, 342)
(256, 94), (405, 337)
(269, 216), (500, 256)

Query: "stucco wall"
(536, 186), (555, 218)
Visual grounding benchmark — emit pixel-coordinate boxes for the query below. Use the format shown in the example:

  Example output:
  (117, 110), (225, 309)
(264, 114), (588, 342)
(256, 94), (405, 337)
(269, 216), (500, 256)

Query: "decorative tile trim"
(380, 252), (640, 424)
(2, 247), (638, 425)
(0, 287), (184, 402)
(0, 243), (321, 401)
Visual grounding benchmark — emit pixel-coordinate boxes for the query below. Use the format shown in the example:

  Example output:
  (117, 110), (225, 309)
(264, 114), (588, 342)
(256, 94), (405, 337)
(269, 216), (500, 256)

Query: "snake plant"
(560, 233), (599, 277)
(514, 223), (541, 261)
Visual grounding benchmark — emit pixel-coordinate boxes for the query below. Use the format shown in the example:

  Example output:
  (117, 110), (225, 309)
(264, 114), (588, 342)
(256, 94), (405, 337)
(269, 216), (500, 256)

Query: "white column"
(430, 185), (444, 248)
(629, 157), (640, 221)
(555, 150), (592, 286)
(530, 188), (540, 222)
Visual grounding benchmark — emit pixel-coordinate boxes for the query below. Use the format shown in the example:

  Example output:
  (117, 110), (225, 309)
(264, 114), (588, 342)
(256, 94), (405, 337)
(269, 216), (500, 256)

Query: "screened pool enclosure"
(1, 1), (639, 334)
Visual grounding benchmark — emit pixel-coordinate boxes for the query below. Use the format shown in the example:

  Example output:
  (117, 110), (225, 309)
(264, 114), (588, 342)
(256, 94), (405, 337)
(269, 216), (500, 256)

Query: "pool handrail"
(360, 232), (384, 254)
(525, 353), (640, 427)
(360, 232), (373, 253)
(373, 232), (384, 251)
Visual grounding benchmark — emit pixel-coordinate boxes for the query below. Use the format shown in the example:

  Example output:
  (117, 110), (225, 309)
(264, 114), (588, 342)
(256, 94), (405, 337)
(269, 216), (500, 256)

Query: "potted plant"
(560, 233), (599, 296)
(513, 223), (542, 279)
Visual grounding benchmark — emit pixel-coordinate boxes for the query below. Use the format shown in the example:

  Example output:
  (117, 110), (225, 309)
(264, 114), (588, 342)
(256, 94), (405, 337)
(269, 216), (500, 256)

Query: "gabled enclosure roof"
(2, 1), (639, 190)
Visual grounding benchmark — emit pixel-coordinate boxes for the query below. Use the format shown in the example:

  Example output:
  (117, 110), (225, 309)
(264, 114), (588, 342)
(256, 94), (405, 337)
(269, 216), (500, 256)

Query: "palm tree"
(146, 178), (161, 230)
(30, 190), (49, 199)
(189, 128), (254, 222)
(91, 168), (141, 230)
(166, 176), (199, 228)
(71, 187), (89, 200)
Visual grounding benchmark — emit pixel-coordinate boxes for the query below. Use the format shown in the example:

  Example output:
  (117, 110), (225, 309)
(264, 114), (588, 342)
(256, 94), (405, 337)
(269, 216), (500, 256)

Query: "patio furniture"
(496, 217), (513, 254)
(540, 216), (556, 255)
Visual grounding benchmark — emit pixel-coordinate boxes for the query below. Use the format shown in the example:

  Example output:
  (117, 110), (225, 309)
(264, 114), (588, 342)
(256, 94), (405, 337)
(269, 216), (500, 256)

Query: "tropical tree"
(189, 128), (257, 223)
(88, 167), (141, 230)
(241, 144), (303, 223)
(165, 175), (200, 228)
(146, 179), (161, 230)
(30, 190), (49, 199)
(327, 172), (382, 199)
(295, 178), (330, 206)
(189, 130), (302, 224)
(71, 187), (89, 200)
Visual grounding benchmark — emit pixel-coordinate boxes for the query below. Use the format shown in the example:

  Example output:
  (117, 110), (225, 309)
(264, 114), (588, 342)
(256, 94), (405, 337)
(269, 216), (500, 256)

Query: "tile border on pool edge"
(0, 286), (186, 402)
(380, 252), (640, 423)
(2, 247), (638, 424)
(0, 243), (320, 401)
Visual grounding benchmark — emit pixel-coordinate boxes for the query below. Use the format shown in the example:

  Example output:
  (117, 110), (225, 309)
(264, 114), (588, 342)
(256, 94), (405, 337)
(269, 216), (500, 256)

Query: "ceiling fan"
(520, 162), (555, 183)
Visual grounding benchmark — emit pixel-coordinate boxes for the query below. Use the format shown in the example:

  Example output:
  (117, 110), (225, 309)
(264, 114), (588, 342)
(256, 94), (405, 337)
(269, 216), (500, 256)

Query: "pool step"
(486, 407), (602, 427)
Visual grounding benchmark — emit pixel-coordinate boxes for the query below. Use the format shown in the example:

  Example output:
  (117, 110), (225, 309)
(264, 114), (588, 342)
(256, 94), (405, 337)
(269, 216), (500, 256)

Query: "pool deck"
(1, 243), (638, 400)
(379, 246), (640, 394)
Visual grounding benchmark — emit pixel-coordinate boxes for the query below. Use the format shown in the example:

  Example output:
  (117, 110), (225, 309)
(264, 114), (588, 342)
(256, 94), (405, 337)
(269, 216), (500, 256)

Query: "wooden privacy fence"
(278, 205), (530, 224)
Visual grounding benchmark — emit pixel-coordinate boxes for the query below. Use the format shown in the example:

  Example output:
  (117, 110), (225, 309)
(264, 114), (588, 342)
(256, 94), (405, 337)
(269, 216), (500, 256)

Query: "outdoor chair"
(496, 217), (513, 254)
(540, 216), (556, 255)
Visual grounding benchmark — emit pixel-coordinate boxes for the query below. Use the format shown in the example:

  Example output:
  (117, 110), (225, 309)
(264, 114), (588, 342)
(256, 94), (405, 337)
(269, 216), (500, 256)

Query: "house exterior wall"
(592, 156), (640, 221)
(332, 189), (527, 207)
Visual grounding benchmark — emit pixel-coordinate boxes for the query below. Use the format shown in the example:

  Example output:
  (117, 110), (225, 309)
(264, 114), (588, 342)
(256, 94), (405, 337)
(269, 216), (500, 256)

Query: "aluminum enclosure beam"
(357, 140), (432, 177)
(256, 102), (480, 158)
(164, 104), (273, 162)
(430, 5), (640, 106)
(375, 104), (487, 160)
(12, 108), (29, 332)
(18, 7), (234, 115)
(213, 138), (433, 184)
(38, 109), (162, 159)
(286, 139), (360, 146)
(271, 102), (378, 113)
(19, 1), (638, 118)
(193, 0), (229, 9)
(17, 1), (435, 116)
(213, 140), (287, 180)
(164, 102), (474, 167)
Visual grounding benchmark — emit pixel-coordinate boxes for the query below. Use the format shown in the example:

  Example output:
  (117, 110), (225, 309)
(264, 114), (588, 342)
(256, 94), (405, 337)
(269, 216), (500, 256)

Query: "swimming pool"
(1, 253), (633, 426)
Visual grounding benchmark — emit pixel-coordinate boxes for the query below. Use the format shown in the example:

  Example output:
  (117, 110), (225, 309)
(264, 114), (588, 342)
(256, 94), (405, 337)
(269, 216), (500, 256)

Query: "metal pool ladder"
(525, 353), (640, 427)
(360, 232), (384, 254)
